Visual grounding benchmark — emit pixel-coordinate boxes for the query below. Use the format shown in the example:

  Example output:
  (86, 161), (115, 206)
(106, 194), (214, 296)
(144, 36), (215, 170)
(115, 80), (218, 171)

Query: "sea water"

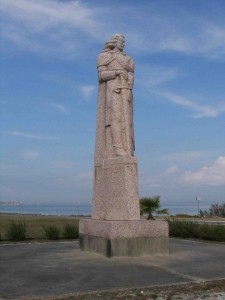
(0, 203), (92, 216)
(0, 202), (210, 216)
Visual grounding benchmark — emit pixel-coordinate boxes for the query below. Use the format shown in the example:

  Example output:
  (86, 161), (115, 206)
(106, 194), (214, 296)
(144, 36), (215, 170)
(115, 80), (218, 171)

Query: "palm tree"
(140, 196), (169, 220)
(156, 208), (169, 217)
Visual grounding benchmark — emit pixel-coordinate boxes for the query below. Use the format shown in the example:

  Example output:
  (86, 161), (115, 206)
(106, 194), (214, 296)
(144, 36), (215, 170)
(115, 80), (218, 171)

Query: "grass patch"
(5, 220), (26, 241)
(0, 213), (81, 241)
(174, 214), (194, 218)
(62, 224), (79, 239)
(43, 225), (60, 240)
(168, 219), (225, 242)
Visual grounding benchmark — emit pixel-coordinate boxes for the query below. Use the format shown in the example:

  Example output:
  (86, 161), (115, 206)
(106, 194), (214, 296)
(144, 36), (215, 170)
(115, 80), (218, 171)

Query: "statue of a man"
(97, 34), (135, 159)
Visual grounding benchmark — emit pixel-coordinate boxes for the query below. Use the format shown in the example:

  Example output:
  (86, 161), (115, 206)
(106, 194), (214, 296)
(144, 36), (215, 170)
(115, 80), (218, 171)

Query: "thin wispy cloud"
(126, 10), (225, 59)
(1, 1), (225, 60)
(163, 166), (179, 176)
(138, 66), (180, 87)
(159, 92), (225, 118)
(80, 85), (96, 98)
(200, 23), (225, 59)
(21, 150), (40, 159)
(0, 0), (101, 58)
(50, 102), (69, 113)
(5, 131), (59, 140)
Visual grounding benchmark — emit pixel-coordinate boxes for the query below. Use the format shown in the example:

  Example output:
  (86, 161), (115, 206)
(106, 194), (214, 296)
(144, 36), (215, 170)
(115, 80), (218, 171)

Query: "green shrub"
(43, 225), (60, 240)
(62, 224), (79, 239)
(197, 223), (225, 242)
(200, 202), (225, 217)
(5, 220), (26, 241)
(168, 220), (198, 238)
(175, 214), (193, 218)
(168, 219), (225, 242)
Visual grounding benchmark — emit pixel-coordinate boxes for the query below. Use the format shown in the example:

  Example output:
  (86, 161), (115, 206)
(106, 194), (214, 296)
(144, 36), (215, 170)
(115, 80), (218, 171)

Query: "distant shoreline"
(0, 212), (88, 218)
(1, 212), (225, 222)
(0, 202), (24, 206)
(0, 203), (92, 216)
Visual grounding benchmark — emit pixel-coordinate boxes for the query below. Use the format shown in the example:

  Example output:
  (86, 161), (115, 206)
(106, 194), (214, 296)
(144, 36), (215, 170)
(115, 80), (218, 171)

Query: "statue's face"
(117, 37), (125, 51)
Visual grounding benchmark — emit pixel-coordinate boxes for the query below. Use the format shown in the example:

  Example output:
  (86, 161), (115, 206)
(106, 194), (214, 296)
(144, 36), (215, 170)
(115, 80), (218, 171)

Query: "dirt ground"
(20, 279), (225, 300)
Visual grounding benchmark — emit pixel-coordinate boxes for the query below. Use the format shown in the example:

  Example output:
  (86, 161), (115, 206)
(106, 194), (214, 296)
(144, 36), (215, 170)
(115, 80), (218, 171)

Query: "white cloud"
(80, 85), (96, 98)
(1, 1), (225, 60)
(5, 131), (59, 140)
(127, 12), (225, 59)
(138, 66), (180, 87)
(163, 166), (179, 176)
(159, 92), (225, 118)
(199, 23), (225, 59)
(50, 102), (68, 113)
(21, 150), (40, 159)
(182, 156), (225, 186)
(1, 0), (95, 29)
(0, 0), (101, 58)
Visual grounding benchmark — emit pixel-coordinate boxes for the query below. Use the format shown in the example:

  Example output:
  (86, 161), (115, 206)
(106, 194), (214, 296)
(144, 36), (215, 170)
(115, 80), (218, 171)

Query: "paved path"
(0, 238), (225, 299)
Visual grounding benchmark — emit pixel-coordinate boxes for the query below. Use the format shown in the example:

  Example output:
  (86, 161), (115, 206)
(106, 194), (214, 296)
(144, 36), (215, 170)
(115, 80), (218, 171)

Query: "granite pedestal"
(79, 219), (169, 257)
(79, 157), (169, 257)
(92, 157), (140, 220)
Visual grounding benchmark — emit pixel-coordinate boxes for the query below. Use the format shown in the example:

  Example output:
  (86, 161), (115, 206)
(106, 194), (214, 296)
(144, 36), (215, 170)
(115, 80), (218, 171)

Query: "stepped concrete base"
(79, 219), (169, 257)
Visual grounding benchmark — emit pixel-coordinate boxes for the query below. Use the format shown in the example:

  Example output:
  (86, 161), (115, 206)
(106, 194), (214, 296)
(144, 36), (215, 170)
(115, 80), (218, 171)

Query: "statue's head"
(104, 34), (125, 51)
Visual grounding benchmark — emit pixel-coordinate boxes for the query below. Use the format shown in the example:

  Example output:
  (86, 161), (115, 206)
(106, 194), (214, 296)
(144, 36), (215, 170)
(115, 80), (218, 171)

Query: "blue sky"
(1, 0), (225, 213)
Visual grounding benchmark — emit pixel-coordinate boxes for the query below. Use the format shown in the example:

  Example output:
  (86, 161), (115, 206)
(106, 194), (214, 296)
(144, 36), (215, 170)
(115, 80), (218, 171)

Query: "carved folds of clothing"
(97, 50), (135, 158)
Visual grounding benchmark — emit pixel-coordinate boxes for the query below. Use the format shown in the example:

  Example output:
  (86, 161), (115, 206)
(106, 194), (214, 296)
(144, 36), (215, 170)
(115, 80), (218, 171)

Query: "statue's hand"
(115, 70), (128, 80)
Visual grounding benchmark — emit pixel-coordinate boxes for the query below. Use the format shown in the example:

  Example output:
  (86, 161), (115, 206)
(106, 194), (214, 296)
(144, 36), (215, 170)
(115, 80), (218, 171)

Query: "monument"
(79, 34), (168, 257)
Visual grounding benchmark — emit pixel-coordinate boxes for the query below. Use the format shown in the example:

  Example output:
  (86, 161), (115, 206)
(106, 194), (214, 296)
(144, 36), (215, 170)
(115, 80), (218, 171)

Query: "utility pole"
(196, 196), (201, 217)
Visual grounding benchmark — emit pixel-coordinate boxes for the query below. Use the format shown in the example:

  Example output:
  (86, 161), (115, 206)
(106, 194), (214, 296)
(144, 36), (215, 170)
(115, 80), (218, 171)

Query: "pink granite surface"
(79, 219), (169, 239)
(103, 156), (137, 166)
(92, 156), (140, 221)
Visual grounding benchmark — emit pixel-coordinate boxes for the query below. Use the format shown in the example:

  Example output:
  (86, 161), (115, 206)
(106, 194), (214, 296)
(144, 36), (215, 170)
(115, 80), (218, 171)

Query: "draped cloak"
(94, 49), (135, 166)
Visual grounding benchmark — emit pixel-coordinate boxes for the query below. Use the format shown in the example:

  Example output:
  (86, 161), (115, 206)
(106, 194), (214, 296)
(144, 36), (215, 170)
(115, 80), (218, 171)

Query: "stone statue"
(96, 34), (135, 160)
(79, 34), (169, 257)
(92, 34), (140, 221)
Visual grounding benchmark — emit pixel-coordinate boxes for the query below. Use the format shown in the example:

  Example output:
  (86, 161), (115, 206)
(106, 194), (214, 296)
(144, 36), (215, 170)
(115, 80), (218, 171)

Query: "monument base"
(79, 219), (169, 257)
(92, 156), (140, 220)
